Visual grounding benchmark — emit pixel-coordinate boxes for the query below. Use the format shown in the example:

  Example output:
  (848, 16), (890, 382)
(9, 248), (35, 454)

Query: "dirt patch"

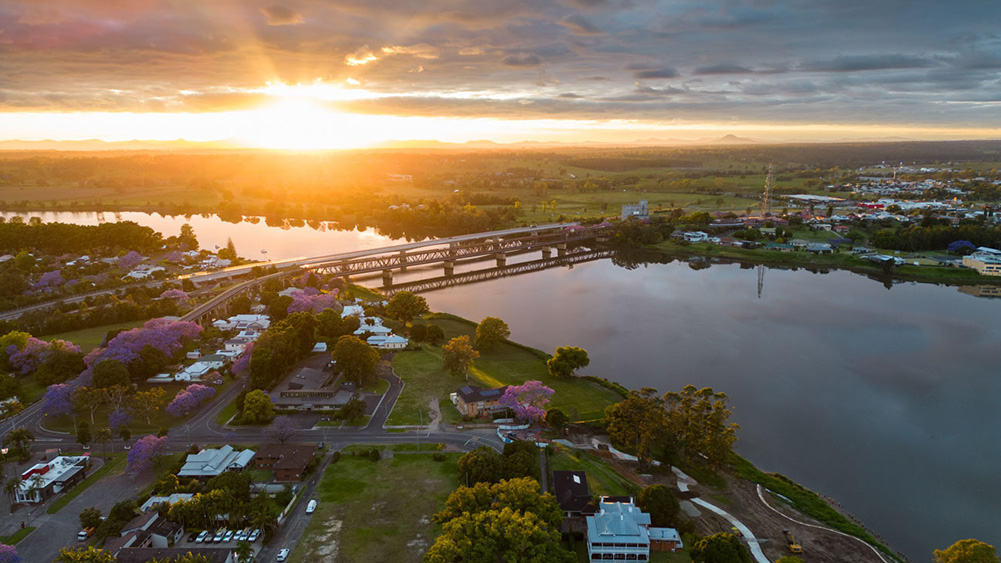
(311, 518), (341, 562)
(426, 397), (441, 432)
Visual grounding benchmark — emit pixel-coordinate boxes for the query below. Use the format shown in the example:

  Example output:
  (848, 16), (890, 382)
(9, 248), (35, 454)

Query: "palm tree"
(5, 476), (21, 511)
(27, 473), (44, 504)
(3, 427), (34, 461)
(234, 540), (253, 563)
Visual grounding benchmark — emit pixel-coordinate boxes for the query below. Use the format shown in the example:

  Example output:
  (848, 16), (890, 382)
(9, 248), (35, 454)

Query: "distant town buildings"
(621, 200), (649, 221)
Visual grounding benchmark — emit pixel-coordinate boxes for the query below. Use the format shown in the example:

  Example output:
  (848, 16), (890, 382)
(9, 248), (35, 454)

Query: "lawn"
(548, 448), (640, 497)
(287, 451), (461, 563)
(387, 315), (622, 426)
(46, 320), (147, 353)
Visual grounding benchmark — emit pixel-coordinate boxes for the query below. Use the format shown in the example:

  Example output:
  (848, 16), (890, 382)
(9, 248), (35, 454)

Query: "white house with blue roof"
(586, 497), (682, 560)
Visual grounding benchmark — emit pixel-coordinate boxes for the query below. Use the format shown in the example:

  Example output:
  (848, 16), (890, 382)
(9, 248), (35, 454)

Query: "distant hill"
(0, 138), (245, 151)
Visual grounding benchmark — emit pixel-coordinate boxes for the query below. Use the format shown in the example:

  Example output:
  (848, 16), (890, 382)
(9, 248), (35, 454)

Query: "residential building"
(269, 366), (354, 409)
(621, 200), (649, 221)
(367, 334), (409, 350)
(177, 445), (255, 478)
(14, 455), (89, 504)
(553, 471), (597, 518)
(453, 385), (509, 418)
(585, 497), (683, 560)
(682, 231), (709, 243)
(255, 444), (317, 482)
(139, 493), (195, 513)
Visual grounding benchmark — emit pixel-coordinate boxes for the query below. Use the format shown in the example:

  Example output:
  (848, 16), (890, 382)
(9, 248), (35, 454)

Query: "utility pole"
(417, 409), (423, 452)
(763, 163), (774, 217)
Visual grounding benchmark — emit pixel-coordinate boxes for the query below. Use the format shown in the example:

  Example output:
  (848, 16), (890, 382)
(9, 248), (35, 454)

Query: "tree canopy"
(934, 539), (1000, 563)
(546, 346), (589, 378)
(636, 485), (680, 528)
(690, 533), (752, 563)
(474, 317), (510, 351)
(386, 291), (429, 324)
(332, 335), (380, 386)
(442, 335), (479, 379)
(241, 390), (275, 424)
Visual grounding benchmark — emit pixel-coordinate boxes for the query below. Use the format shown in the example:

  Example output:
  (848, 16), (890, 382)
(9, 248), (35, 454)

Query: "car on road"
(276, 548), (290, 562)
(195, 530), (209, 543)
(223, 530), (234, 542)
(306, 499), (317, 514)
(77, 528), (93, 541)
(248, 529), (261, 542)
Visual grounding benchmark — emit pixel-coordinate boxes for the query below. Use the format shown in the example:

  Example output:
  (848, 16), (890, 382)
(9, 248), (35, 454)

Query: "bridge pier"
(541, 246), (552, 259)
(557, 243), (567, 257)
(398, 250), (408, 272)
(495, 253), (507, 267)
(382, 269), (393, 286)
(444, 260), (454, 276)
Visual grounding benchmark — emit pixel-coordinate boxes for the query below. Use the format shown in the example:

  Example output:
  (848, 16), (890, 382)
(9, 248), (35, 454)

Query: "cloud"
(502, 53), (542, 66)
(381, 44), (439, 59)
(261, 6), (305, 26)
(17, 7), (67, 25)
(801, 54), (936, 72)
(345, 46), (378, 66)
(559, 14), (604, 36)
(634, 68), (679, 79)
(694, 63), (755, 75)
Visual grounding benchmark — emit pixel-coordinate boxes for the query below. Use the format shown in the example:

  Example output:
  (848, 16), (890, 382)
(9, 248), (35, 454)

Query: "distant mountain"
(0, 138), (246, 151)
(705, 134), (759, 145)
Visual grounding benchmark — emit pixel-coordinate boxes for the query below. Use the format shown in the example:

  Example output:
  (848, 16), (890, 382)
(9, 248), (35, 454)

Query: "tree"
(690, 532), (751, 563)
(126, 435), (168, 475)
(4, 478), (20, 510)
(425, 325), (445, 346)
(3, 427), (34, 462)
(234, 541), (254, 563)
(338, 397), (367, 423)
(433, 477), (562, 529)
(664, 385), (739, 470)
(409, 324), (427, 343)
(442, 336), (479, 380)
(544, 408), (569, 435)
(636, 485), (679, 527)
(934, 539), (1000, 563)
(166, 384), (216, 417)
(474, 317), (510, 351)
(546, 346), (589, 378)
(0, 544), (20, 563)
(501, 440), (539, 481)
(332, 336), (380, 386)
(603, 388), (668, 466)
(179, 223), (199, 251)
(92, 360), (130, 389)
(133, 387), (167, 424)
(385, 291), (429, 325)
(74, 387), (107, 425)
(95, 428), (112, 454)
(268, 294), (293, 321)
(77, 421), (92, 448)
(498, 381), (554, 423)
(79, 507), (103, 530)
(42, 383), (75, 417)
(219, 237), (238, 260)
(55, 546), (115, 563)
(457, 447), (504, 485)
(264, 415), (296, 444)
(241, 390), (275, 424)
(119, 425), (131, 442)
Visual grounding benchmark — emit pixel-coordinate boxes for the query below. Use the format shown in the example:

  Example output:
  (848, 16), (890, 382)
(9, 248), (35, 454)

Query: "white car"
(195, 530), (209, 543)
(248, 529), (261, 542)
(276, 548), (290, 562)
(306, 500), (317, 514)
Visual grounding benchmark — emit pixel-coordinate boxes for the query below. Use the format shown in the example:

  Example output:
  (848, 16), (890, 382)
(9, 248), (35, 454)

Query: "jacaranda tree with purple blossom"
(126, 434), (168, 475)
(109, 407), (133, 432)
(231, 342), (253, 376)
(0, 543), (21, 563)
(164, 250), (183, 264)
(34, 269), (65, 289)
(158, 289), (189, 303)
(80, 318), (201, 385)
(166, 384), (216, 417)
(8, 338), (84, 385)
(287, 290), (341, 315)
(42, 383), (75, 417)
(117, 250), (143, 270)
(499, 381), (555, 423)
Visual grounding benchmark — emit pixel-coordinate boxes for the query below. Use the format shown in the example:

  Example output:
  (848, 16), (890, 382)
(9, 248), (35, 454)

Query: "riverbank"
(646, 239), (998, 287)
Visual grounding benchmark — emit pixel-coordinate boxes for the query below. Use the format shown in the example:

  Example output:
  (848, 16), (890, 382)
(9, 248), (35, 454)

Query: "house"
(254, 444), (317, 482)
(806, 243), (833, 254)
(213, 314), (271, 332)
(341, 304), (364, 318)
(552, 471), (597, 517)
(354, 322), (392, 337)
(177, 445), (255, 478)
(367, 334), (409, 350)
(139, 493), (195, 513)
(14, 455), (89, 504)
(585, 497), (683, 560)
(120, 511), (183, 547)
(453, 385), (508, 418)
(116, 548), (234, 563)
(621, 200), (649, 221)
(764, 243), (794, 252)
(682, 231), (709, 243)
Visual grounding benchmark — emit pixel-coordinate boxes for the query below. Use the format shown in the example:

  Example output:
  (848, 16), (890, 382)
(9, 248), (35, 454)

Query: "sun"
(237, 98), (366, 150)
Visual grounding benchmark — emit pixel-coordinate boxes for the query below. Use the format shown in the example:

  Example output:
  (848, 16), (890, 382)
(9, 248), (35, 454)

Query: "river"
(4, 211), (1000, 560)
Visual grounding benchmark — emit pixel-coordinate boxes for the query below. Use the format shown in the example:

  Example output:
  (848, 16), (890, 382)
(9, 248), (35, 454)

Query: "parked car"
(248, 529), (261, 542)
(276, 548), (290, 562)
(187, 532), (199, 542)
(235, 529), (247, 541)
(77, 529), (91, 542)
(213, 529), (225, 543)
(306, 500), (317, 514)
(196, 530), (209, 543)
(223, 530), (234, 542)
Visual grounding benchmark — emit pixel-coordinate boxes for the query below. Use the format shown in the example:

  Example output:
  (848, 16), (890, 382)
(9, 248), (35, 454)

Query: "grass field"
(387, 316), (622, 426)
(47, 320), (147, 353)
(548, 448), (640, 497)
(288, 451), (461, 563)
(0, 526), (36, 546)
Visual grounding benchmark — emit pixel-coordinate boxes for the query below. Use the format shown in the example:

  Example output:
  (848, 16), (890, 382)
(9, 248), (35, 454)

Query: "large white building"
(178, 445), (255, 478)
(585, 497), (682, 561)
(15, 455), (90, 504)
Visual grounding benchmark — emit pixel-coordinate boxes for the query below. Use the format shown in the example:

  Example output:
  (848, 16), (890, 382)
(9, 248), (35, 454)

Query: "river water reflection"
(5, 211), (999, 559)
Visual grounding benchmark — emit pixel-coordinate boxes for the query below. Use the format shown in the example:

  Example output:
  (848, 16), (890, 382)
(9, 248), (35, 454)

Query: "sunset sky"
(1, 0), (1000, 148)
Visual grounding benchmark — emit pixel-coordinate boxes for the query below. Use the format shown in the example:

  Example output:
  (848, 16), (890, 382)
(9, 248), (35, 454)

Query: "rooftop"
(178, 445), (254, 477)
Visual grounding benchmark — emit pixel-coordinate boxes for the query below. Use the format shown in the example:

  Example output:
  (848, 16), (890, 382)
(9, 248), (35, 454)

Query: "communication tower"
(763, 163), (773, 217)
